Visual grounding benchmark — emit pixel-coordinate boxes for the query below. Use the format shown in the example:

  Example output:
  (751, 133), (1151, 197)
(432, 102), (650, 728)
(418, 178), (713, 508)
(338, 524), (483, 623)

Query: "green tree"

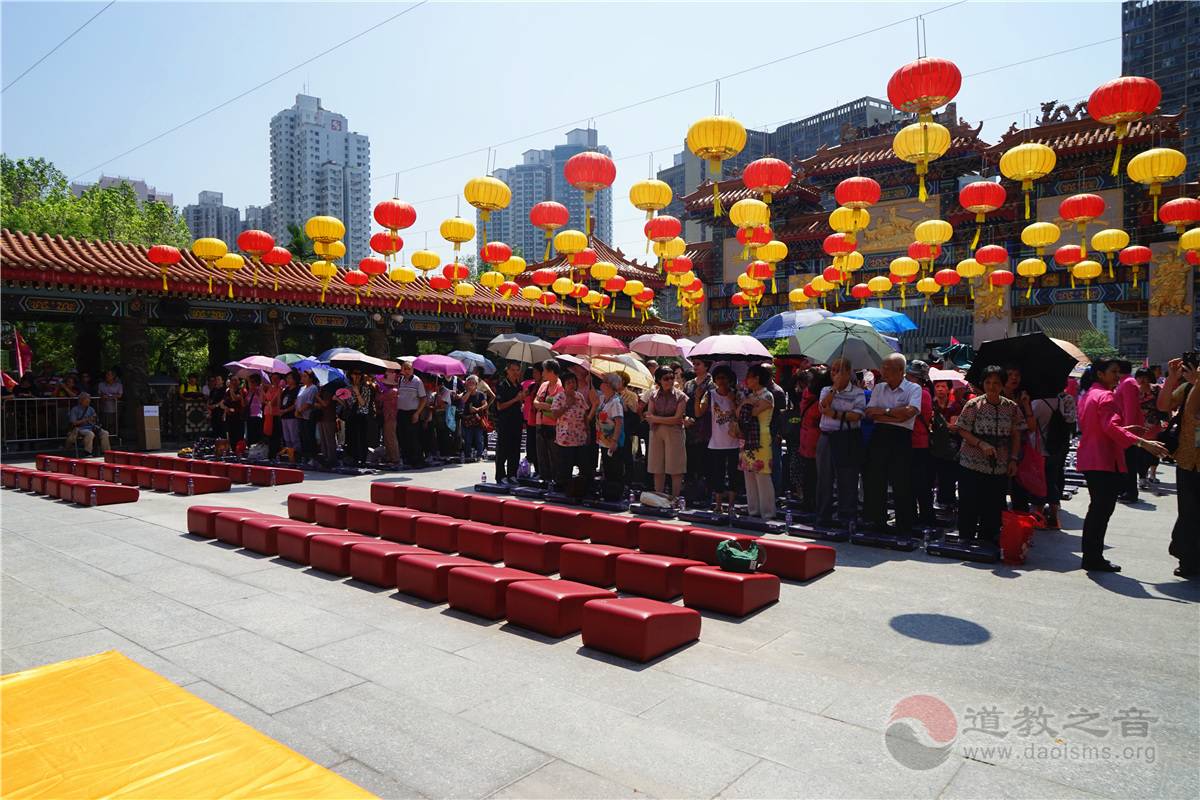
(1077, 330), (1120, 361)
(285, 223), (314, 260)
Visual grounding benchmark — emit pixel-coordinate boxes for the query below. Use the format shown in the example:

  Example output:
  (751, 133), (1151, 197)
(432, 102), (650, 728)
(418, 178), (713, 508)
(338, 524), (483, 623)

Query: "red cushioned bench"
(14, 469), (36, 491)
(248, 465), (304, 486)
(287, 492), (330, 522)
(614, 553), (706, 600)
(370, 481), (407, 507)
(345, 501), (387, 535)
(117, 466), (147, 487)
(455, 522), (522, 562)
(73, 481), (138, 506)
(682, 565), (780, 616)
(395, 553), (487, 602)
(275, 525), (345, 565)
(435, 489), (471, 519)
(148, 470), (178, 491)
(684, 528), (759, 566)
(50, 475), (80, 500)
(538, 506), (592, 540)
(314, 497), (352, 529)
(414, 516), (463, 553)
(501, 499), (541, 533)
(558, 542), (636, 587)
(240, 516), (298, 555)
(378, 508), (423, 543)
(581, 597), (701, 662)
(99, 464), (120, 483)
(446, 566), (543, 619)
(80, 461), (104, 479)
(502, 532), (578, 575)
(187, 505), (254, 538)
(35, 454), (54, 471)
(506, 579), (616, 638)
(170, 472), (233, 495)
(404, 486), (440, 513)
(213, 511), (280, 547)
(29, 473), (47, 494)
(1, 466), (26, 489)
(221, 463), (253, 483)
(636, 522), (690, 558)
(466, 494), (507, 526)
(349, 541), (436, 587)
(41, 474), (63, 497)
(308, 533), (372, 576)
(754, 539), (836, 581)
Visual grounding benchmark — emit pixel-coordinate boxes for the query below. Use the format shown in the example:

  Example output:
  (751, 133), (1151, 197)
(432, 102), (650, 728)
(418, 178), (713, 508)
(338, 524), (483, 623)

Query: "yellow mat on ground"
(1, 650), (374, 799)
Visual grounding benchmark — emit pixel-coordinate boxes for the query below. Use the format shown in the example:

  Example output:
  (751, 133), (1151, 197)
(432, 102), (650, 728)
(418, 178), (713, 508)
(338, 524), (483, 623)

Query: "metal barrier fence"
(0, 397), (122, 455)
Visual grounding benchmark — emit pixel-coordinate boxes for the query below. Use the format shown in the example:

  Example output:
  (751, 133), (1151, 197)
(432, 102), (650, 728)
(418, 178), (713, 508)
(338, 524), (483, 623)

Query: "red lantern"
(742, 158), (792, 203)
(603, 275), (626, 299)
(539, 291), (558, 307)
(373, 199), (416, 231)
(988, 268), (1015, 308)
(1187, 250), (1200, 267)
(636, 288), (655, 304)
(684, 278), (703, 294)
(887, 58), (962, 120)
(644, 215), (682, 243)
(563, 152), (616, 235)
(236, 229), (274, 288)
(1088, 76), (1162, 174)
(359, 256), (387, 276)
(850, 282), (872, 305)
(443, 263), (469, 282)
(736, 225), (772, 259)
(822, 266), (843, 284)
(934, 268), (961, 305)
(1159, 198), (1200, 238)
(835, 176), (882, 209)
(530, 201), (569, 260)
(803, 283), (821, 298)
(370, 232), (401, 257)
(746, 260), (776, 292)
(428, 275), (452, 291)
(261, 246), (292, 291)
(1054, 244), (1084, 267)
(480, 241), (512, 267)
(823, 233), (855, 258)
(1118, 245), (1152, 288)
(976, 245), (1009, 268)
(908, 241), (941, 274)
(532, 268), (557, 287)
(146, 244), (181, 291)
(343, 269), (369, 304)
(1059, 193), (1107, 254)
(571, 283), (590, 300)
(572, 248), (597, 280)
(666, 255), (693, 275)
(959, 181), (1007, 248)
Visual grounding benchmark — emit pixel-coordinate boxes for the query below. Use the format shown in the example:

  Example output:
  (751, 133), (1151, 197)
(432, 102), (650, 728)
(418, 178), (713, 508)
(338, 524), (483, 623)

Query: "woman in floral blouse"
(550, 371), (589, 494)
(738, 364), (776, 520)
(954, 366), (1024, 543)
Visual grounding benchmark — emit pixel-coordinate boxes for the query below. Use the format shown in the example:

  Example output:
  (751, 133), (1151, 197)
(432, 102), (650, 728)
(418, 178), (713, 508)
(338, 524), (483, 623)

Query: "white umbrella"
(630, 333), (682, 358)
(676, 338), (698, 356)
(788, 318), (894, 369)
(488, 333), (555, 364)
(929, 368), (967, 387)
(689, 334), (772, 361)
(448, 350), (497, 375)
(591, 355), (653, 390)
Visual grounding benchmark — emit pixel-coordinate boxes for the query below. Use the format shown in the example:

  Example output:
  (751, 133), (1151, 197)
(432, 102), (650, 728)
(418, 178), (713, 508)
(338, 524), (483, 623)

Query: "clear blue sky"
(1, 1), (1122, 259)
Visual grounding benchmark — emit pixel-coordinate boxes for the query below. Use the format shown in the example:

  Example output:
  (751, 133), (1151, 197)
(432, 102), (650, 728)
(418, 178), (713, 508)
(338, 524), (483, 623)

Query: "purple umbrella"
(687, 334), (772, 361)
(412, 354), (467, 376)
(225, 355), (291, 375)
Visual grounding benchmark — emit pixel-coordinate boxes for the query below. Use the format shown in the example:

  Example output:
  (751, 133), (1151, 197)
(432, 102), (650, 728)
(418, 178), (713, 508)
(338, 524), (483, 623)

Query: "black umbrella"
(965, 332), (1077, 399)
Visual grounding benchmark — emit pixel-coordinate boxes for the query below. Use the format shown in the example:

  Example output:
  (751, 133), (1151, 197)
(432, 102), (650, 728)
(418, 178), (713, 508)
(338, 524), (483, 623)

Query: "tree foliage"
(1, 154), (191, 248)
(1077, 330), (1121, 361)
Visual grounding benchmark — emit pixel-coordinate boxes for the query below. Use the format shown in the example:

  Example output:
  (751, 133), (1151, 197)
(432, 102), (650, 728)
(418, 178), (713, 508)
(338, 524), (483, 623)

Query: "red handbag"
(1000, 511), (1037, 565)
(1016, 431), (1047, 499)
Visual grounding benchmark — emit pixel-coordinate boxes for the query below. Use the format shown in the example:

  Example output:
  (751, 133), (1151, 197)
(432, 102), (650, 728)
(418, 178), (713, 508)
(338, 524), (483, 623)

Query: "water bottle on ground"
(785, 508), (793, 527)
(481, 471), (487, 484)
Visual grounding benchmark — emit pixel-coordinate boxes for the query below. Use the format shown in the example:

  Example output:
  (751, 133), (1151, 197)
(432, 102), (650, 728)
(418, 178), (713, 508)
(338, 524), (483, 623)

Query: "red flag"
(1, 372), (16, 390)
(950, 336), (961, 345)
(12, 328), (32, 377)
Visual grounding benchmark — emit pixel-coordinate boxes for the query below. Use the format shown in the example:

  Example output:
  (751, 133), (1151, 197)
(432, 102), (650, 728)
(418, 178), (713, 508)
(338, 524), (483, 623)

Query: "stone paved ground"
(2, 458), (1197, 799)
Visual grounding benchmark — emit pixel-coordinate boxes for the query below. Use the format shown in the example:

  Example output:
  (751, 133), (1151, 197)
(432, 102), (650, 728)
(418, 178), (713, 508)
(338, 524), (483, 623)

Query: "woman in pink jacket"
(1076, 359), (1169, 572)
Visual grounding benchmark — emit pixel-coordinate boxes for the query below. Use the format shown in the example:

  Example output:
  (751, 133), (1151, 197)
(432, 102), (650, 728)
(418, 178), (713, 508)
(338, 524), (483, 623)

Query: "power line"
(68, 0), (429, 182)
(2, 1), (116, 93)
(372, 0), (970, 182)
(963, 36), (1119, 78)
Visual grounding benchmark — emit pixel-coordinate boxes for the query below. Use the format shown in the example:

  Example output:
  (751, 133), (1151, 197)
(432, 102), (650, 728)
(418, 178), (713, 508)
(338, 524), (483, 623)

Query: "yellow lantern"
(590, 261), (617, 284)
(312, 239), (346, 261)
(892, 122), (951, 202)
(214, 253), (244, 299)
(955, 257), (986, 299)
(1021, 222), (1061, 257)
(1072, 259), (1103, 298)
(629, 179), (673, 220)
(453, 282), (476, 306)
(653, 236), (686, 270)
(552, 276), (575, 301)
(1016, 257), (1047, 299)
(867, 274), (892, 307)
(756, 239), (787, 266)
(842, 251), (865, 274)
(687, 116), (747, 216)
(499, 255), (527, 277)
(305, 215), (345, 245)
(915, 276), (941, 311)
(1000, 143), (1056, 219)
(914, 219), (953, 247)
(411, 250), (440, 274)
(623, 279), (645, 297)
(440, 216), (475, 255)
(464, 176), (511, 242)
(388, 265), (417, 308)
(889, 256), (919, 307)
(788, 287), (810, 306)
(1181, 227), (1200, 258)
(728, 198), (771, 244)
(1127, 148), (1187, 221)
(310, 259), (337, 303)
(191, 237), (227, 294)
(554, 229), (588, 264)
(479, 270), (504, 312)
(520, 285), (542, 302)
(1090, 228), (1130, 278)
(829, 206), (871, 246)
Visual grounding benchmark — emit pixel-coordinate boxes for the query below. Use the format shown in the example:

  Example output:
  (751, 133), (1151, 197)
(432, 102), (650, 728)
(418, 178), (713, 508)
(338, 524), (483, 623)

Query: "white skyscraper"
(269, 94), (370, 267)
(183, 191), (241, 242)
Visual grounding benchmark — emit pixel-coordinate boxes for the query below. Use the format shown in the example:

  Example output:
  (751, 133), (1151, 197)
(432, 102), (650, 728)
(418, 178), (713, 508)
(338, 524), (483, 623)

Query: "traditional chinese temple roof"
(984, 109), (1184, 160)
(796, 118), (987, 179)
(682, 175), (823, 216)
(0, 229), (679, 335)
(517, 236), (665, 289)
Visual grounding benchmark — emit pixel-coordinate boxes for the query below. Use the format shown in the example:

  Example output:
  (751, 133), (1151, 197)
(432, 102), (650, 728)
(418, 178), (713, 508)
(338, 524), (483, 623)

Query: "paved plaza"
(1, 458), (1196, 799)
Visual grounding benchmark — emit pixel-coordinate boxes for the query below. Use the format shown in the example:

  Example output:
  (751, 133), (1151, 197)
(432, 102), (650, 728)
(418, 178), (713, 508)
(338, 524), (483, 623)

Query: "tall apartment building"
(69, 174), (173, 207)
(182, 191), (241, 242)
(269, 94), (370, 267)
(242, 204), (274, 234)
(1122, 0), (1199, 168)
(480, 129), (612, 261)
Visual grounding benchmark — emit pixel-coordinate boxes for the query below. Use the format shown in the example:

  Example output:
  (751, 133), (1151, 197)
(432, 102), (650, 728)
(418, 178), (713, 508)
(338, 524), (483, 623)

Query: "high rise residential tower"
(1121, 0), (1199, 167)
(269, 94), (371, 267)
(182, 191), (241, 242)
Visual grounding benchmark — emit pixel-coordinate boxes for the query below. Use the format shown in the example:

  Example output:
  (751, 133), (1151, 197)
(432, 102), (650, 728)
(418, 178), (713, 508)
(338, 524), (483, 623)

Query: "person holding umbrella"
(815, 358), (866, 529)
(954, 366), (1025, 545)
(738, 364), (777, 520)
(862, 353), (922, 536)
(645, 365), (688, 502)
(697, 364), (743, 516)
(1076, 359), (1170, 572)
(296, 369), (319, 466)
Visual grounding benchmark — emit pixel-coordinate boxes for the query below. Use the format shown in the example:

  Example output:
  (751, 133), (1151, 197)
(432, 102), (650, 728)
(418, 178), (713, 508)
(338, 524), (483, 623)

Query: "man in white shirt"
(395, 361), (428, 467)
(863, 352), (922, 534)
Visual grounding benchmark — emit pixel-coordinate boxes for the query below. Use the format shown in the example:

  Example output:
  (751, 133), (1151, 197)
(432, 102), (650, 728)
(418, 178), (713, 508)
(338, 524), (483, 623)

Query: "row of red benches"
(34, 454), (233, 496)
(102, 451), (304, 487)
(2, 464), (139, 506)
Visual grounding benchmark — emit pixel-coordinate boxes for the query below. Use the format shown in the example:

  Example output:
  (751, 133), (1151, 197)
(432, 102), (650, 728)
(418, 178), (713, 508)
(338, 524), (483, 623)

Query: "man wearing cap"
(65, 393), (111, 456)
(862, 353), (922, 535)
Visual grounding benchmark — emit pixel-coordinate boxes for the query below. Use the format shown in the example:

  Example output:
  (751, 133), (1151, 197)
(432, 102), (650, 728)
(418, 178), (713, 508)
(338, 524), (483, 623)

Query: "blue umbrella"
(294, 360), (346, 386)
(448, 350), (496, 375)
(751, 309), (832, 340)
(835, 307), (918, 335)
(317, 347), (362, 362)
